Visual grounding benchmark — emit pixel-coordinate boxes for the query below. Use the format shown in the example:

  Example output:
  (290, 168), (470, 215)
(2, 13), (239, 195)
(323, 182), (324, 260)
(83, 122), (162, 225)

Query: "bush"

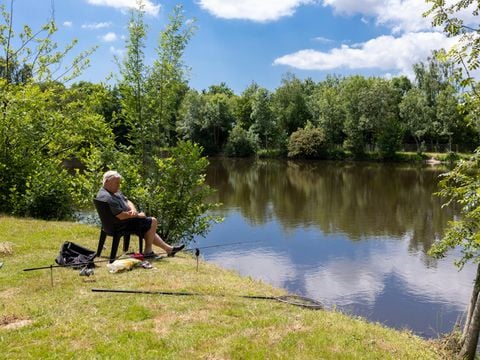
(224, 125), (258, 157)
(128, 141), (221, 244)
(13, 164), (73, 220)
(287, 127), (329, 159)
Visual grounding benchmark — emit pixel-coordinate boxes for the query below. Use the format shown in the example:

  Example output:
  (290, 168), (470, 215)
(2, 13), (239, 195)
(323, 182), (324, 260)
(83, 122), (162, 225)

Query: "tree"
(425, 1), (480, 358)
(399, 88), (431, 153)
(340, 76), (372, 157)
(123, 141), (221, 244)
(117, 3), (151, 173)
(0, 2), (94, 85)
(271, 73), (313, 136)
(202, 92), (234, 154)
(0, 2), (111, 219)
(233, 81), (259, 130)
(250, 87), (275, 149)
(309, 76), (345, 148)
(148, 4), (196, 147)
(287, 124), (328, 159)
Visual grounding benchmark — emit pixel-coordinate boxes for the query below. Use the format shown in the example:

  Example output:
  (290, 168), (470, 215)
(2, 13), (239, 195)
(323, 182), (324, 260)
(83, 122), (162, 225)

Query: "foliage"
(271, 73), (313, 136)
(129, 141), (220, 244)
(425, 1), (480, 358)
(148, 4), (196, 147)
(250, 87), (276, 149)
(12, 163), (73, 220)
(225, 124), (259, 157)
(287, 125), (329, 159)
(0, 3), (95, 84)
(430, 150), (480, 267)
(117, 5), (150, 171)
(0, 79), (115, 219)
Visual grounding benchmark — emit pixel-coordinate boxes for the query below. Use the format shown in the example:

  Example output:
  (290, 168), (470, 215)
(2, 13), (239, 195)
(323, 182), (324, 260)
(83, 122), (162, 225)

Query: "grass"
(0, 216), (452, 359)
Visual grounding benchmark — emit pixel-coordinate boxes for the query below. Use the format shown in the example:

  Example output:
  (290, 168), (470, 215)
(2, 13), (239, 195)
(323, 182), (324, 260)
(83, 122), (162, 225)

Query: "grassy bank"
(0, 216), (450, 359)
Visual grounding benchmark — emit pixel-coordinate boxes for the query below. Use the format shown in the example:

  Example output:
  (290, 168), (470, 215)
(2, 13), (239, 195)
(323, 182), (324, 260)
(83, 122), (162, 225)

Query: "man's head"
(102, 170), (122, 192)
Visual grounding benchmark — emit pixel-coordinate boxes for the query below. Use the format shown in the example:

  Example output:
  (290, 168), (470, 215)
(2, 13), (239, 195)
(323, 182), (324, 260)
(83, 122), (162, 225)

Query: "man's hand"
(126, 209), (146, 218)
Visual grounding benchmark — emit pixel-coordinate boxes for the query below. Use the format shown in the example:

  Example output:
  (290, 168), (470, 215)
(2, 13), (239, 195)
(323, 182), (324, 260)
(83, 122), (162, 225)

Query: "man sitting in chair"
(96, 170), (184, 257)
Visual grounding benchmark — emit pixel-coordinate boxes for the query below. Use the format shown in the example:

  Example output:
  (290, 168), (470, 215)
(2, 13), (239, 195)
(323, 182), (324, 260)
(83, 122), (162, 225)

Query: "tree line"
(84, 57), (478, 160)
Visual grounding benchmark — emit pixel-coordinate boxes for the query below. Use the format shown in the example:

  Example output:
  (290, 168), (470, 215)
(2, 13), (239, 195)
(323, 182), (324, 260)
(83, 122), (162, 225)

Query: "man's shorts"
(117, 217), (153, 236)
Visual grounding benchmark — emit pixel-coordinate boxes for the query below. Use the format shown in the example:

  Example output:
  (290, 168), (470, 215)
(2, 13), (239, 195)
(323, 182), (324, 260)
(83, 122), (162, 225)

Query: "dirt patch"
(0, 242), (14, 256)
(0, 315), (32, 330)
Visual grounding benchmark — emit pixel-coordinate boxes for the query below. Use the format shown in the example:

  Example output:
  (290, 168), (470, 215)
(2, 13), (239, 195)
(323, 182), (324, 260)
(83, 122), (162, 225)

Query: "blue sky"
(4, 0), (466, 93)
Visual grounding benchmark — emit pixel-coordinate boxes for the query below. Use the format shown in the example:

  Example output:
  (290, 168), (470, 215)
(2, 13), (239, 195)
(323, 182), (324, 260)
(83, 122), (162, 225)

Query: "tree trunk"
(459, 263), (480, 359)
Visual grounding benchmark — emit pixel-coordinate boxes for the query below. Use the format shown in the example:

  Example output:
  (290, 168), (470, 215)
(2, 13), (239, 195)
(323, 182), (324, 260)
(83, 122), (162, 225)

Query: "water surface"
(194, 158), (475, 338)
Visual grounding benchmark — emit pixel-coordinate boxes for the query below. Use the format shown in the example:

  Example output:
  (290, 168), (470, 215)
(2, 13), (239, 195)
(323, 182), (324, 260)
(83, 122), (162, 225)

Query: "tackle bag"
(55, 241), (96, 269)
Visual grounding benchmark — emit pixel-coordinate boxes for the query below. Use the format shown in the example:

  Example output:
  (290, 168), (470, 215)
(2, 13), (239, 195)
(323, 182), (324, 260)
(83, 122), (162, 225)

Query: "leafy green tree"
(225, 124), (259, 157)
(309, 76), (345, 148)
(436, 85), (462, 152)
(0, 2), (110, 219)
(287, 124), (328, 159)
(250, 87), (276, 149)
(124, 141), (221, 244)
(363, 79), (404, 158)
(117, 4), (150, 172)
(202, 92), (234, 154)
(0, 2), (94, 85)
(340, 76), (371, 157)
(148, 4), (196, 147)
(425, 1), (480, 358)
(399, 88), (431, 153)
(177, 89), (206, 144)
(233, 81), (259, 130)
(271, 73), (313, 136)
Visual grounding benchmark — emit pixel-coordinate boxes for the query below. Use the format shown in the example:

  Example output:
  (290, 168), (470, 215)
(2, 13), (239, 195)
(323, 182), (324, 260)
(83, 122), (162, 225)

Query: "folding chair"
(93, 199), (144, 262)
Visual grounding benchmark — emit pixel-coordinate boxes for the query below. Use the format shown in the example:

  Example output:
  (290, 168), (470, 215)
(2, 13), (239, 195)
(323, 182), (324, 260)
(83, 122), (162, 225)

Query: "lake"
(193, 157), (475, 339)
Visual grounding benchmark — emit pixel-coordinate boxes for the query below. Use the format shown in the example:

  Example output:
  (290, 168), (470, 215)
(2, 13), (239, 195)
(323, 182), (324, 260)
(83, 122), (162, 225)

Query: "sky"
(3, 0), (469, 94)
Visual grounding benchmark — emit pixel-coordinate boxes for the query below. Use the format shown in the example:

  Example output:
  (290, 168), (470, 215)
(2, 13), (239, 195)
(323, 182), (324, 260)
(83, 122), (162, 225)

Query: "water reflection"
(196, 158), (475, 338)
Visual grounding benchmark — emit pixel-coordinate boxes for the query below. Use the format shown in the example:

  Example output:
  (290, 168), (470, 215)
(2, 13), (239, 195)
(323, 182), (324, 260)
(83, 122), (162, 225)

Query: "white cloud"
(313, 36), (334, 44)
(82, 22), (112, 30)
(197, 0), (315, 22)
(273, 32), (458, 78)
(63, 21), (73, 27)
(110, 46), (125, 57)
(86, 0), (160, 16)
(101, 32), (118, 42)
(321, 0), (477, 34)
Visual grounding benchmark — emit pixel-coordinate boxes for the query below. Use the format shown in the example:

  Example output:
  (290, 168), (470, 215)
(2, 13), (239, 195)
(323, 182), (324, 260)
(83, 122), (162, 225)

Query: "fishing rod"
(22, 239), (263, 272)
(92, 288), (323, 310)
(22, 253), (163, 272)
(183, 239), (262, 252)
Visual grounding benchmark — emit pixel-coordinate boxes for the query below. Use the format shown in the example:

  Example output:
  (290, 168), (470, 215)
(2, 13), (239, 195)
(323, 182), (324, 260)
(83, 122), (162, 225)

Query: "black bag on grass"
(55, 241), (96, 269)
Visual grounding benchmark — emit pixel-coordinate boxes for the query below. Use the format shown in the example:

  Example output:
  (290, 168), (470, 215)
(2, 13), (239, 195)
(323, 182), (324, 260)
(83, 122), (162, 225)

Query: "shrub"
(224, 125), (258, 157)
(13, 164), (73, 220)
(287, 127), (329, 159)
(127, 141), (221, 244)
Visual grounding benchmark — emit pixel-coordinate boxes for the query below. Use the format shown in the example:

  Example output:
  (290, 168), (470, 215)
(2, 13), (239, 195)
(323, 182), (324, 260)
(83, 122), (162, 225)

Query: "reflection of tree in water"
(205, 158), (456, 254)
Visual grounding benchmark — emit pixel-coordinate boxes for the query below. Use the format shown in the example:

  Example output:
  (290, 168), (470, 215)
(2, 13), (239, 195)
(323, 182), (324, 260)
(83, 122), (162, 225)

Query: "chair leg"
(110, 235), (121, 262)
(138, 236), (143, 254)
(96, 230), (107, 257)
(123, 234), (131, 252)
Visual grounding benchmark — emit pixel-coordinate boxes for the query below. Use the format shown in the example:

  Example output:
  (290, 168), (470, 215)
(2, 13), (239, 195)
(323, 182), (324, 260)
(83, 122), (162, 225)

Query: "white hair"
(102, 170), (122, 185)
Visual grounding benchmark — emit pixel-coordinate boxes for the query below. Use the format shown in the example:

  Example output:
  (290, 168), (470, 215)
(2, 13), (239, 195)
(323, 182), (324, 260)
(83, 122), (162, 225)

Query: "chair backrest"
(93, 199), (118, 235)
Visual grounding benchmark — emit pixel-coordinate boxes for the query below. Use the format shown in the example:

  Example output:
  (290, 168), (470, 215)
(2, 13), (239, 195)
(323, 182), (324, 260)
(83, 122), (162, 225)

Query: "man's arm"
(115, 200), (146, 220)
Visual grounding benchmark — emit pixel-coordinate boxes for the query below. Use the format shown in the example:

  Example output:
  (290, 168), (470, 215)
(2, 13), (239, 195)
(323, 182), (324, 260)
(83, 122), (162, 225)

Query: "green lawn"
(0, 216), (450, 359)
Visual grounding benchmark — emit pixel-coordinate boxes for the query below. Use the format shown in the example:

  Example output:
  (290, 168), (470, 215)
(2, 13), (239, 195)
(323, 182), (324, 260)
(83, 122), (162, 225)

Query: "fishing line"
(22, 239), (263, 272)
(91, 288), (323, 310)
(22, 253), (163, 272)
